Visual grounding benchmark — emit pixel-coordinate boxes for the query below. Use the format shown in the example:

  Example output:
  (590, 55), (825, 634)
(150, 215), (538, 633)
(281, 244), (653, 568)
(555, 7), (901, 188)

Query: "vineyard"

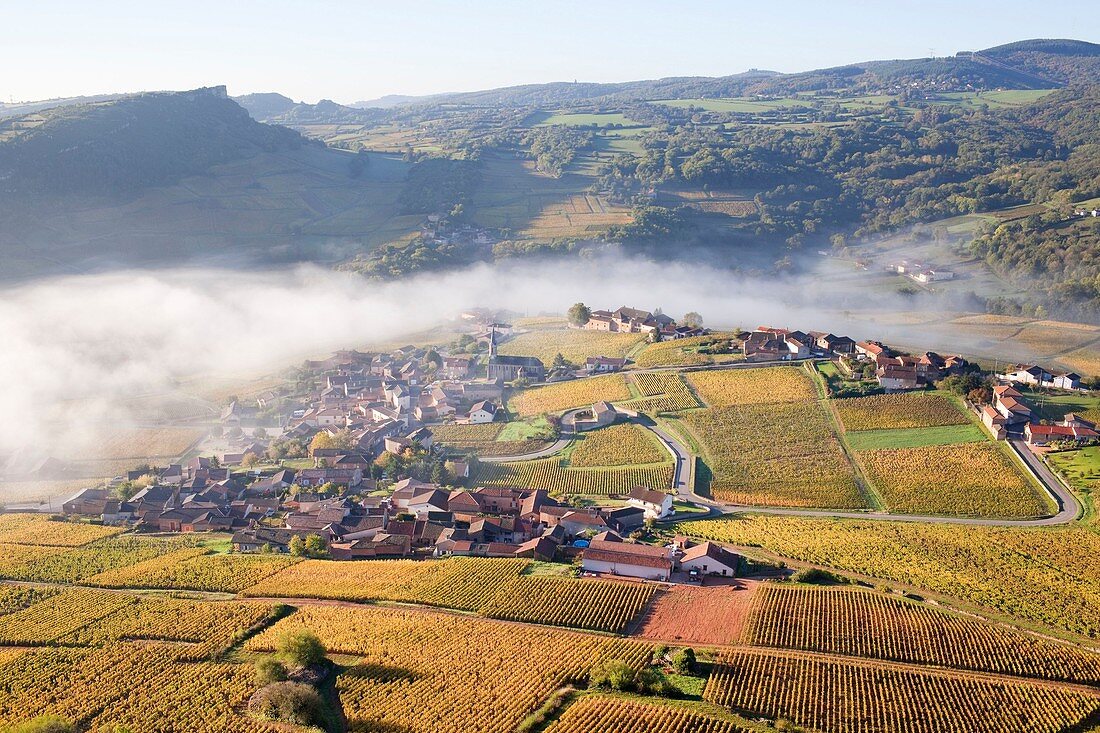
(0, 586), (59, 616)
(546, 696), (753, 733)
(248, 604), (652, 733)
(634, 333), (743, 368)
(0, 513), (122, 546)
(858, 442), (1051, 518)
(86, 548), (299, 592)
(471, 456), (674, 495)
(627, 372), (702, 413)
(679, 515), (1100, 639)
(743, 585), (1100, 685)
(242, 556), (529, 610)
(431, 421), (555, 457)
(683, 402), (864, 509)
(833, 392), (969, 431)
(510, 374), (632, 416)
(0, 587), (138, 645)
(479, 576), (656, 632)
(0, 535), (194, 583)
(569, 423), (667, 467)
(0, 643), (270, 732)
(704, 648), (1100, 733)
(687, 367), (816, 407)
(497, 328), (645, 367)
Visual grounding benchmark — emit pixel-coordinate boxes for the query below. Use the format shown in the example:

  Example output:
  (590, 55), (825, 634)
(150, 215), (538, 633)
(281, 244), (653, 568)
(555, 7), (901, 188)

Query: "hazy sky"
(3, 0), (1096, 103)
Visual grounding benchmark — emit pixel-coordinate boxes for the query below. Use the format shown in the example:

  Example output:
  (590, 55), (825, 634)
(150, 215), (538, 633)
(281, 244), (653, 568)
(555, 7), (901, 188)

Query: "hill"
(234, 92), (383, 125)
(0, 86), (307, 195)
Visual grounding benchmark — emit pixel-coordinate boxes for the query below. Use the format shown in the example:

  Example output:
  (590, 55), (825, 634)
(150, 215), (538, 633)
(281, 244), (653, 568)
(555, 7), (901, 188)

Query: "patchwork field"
(0, 535), (193, 584)
(0, 514), (122, 547)
(687, 366), (816, 407)
(679, 515), (1100, 639)
(85, 549), (299, 593)
(479, 576), (656, 632)
(627, 371), (702, 413)
(247, 604), (652, 733)
(683, 401), (864, 509)
(498, 328), (644, 367)
(858, 442), (1050, 518)
(430, 421), (556, 457)
(510, 374), (632, 416)
(569, 423), (667, 467)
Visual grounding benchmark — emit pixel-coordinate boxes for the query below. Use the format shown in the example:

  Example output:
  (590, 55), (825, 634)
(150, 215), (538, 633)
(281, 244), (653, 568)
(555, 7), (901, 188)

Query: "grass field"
(530, 111), (643, 127)
(633, 333), (742, 368)
(498, 328), (645, 367)
(471, 457), (674, 496)
(844, 423), (986, 450)
(1048, 447), (1100, 495)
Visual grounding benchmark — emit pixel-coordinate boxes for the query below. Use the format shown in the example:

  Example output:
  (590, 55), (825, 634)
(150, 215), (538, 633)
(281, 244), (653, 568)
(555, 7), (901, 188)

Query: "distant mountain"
(974, 38), (1100, 84)
(0, 94), (128, 120)
(234, 93), (383, 125)
(0, 86), (307, 195)
(351, 94), (444, 109)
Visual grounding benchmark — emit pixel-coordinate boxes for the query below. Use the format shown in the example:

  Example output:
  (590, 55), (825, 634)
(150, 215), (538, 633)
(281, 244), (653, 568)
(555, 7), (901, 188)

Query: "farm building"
(585, 355), (627, 373)
(580, 534), (674, 581)
(574, 401), (618, 431)
(625, 486), (674, 519)
(679, 541), (740, 578)
(1025, 423), (1099, 446)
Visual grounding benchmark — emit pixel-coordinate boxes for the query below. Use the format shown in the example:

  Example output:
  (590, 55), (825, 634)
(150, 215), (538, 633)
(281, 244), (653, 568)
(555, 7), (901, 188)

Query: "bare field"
(638, 581), (760, 645)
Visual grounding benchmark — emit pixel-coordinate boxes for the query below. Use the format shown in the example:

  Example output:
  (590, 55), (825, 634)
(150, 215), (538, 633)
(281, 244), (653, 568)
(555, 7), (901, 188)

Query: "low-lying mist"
(0, 253), (990, 488)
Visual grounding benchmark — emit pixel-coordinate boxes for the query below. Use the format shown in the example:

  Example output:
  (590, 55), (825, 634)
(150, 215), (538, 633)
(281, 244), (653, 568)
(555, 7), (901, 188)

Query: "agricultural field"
(546, 695), (755, 733)
(569, 423), (667, 467)
(679, 515), (1100, 639)
(531, 111), (643, 127)
(633, 334), (743, 369)
(744, 585), (1100, 685)
(858, 442), (1050, 518)
(628, 372), (702, 413)
(704, 648), (1100, 733)
(66, 426), (205, 461)
(0, 586), (59, 616)
(638, 583), (759, 645)
(479, 576), (655, 632)
(843, 423), (986, 450)
(0, 514), (123, 546)
(0, 588), (139, 645)
(511, 374), (632, 416)
(85, 549), (299, 593)
(518, 192), (634, 239)
(0, 535), (193, 583)
(248, 604), (652, 733)
(242, 556), (529, 611)
(471, 456), (674, 496)
(683, 401), (864, 509)
(430, 421), (555, 457)
(832, 392), (969, 431)
(687, 367), (816, 407)
(497, 328), (645, 367)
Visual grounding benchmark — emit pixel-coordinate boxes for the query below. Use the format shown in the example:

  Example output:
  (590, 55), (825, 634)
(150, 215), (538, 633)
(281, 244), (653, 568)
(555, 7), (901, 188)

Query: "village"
(56, 303), (1099, 584)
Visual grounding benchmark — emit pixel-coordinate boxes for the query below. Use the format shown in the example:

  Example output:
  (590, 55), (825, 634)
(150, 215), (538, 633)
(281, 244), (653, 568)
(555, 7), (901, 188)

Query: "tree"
(288, 535), (306, 557)
(242, 452), (260, 469)
(567, 302), (592, 327)
(590, 659), (637, 691)
(682, 312), (703, 328)
(255, 657), (288, 685)
(671, 647), (697, 675)
(252, 427), (269, 439)
(277, 629), (327, 668)
(304, 534), (328, 559)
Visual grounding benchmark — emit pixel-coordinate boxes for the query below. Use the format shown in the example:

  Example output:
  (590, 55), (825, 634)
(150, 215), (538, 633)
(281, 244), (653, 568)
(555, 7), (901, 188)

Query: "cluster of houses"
(889, 260), (955, 283)
(854, 340), (969, 391)
(582, 306), (705, 340)
(999, 364), (1083, 392)
(982, 382), (1099, 446)
(742, 326), (856, 362)
(579, 533), (740, 582)
(63, 473), (679, 566)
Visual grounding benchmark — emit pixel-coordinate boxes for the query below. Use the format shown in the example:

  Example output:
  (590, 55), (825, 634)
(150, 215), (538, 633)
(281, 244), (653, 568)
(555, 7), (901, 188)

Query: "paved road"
(478, 408), (583, 463)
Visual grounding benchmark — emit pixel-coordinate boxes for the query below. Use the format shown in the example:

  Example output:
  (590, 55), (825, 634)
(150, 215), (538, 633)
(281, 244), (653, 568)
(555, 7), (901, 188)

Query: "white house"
(678, 541), (740, 578)
(581, 535), (673, 581)
(467, 400), (498, 424)
(625, 486), (674, 520)
(1052, 372), (1082, 390)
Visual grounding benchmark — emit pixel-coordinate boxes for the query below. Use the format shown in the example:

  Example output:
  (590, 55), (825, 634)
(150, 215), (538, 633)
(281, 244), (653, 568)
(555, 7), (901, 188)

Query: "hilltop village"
(54, 304), (1098, 578)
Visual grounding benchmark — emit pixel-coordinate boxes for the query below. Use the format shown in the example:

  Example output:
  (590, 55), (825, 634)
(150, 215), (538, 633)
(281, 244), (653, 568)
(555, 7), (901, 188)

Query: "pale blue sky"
(3, 0), (1096, 103)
